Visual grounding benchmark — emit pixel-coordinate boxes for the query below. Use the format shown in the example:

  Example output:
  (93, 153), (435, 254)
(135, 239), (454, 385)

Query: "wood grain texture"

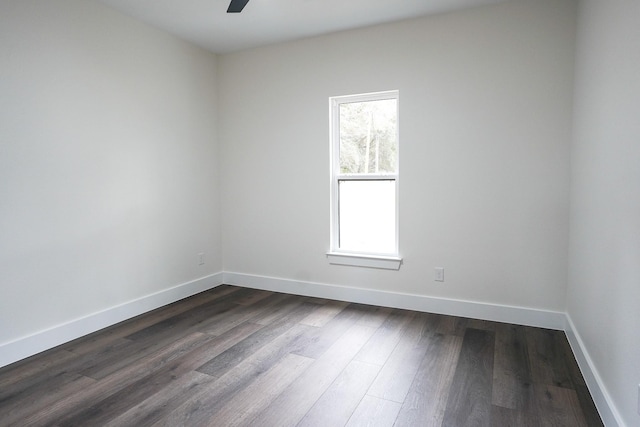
(201, 291), (291, 336)
(62, 285), (241, 357)
(20, 332), (212, 426)
(535, 384), (589, 427)
(291, 302), (371, 359)
(0, 348), (78, 390)
(103, 371), (216, 427)
(492, 322), (535, 412)
(300, 299), (349, 327)
(526, 327), (574, 388)
(345, 395), (402, 427)
(0, 372), (95, 426)
(394, 333), (463, 427)
(491, 404), (540, 427)
(195, 302), (318, 378)
(206, 353), (314, 426)
(354, 309), (416, 366)
(298, 360), (381, 427)
(56, 334), (219, 426)
(442, 328), (495, 427)
(247, 323), (378, 427)
(366, 313), (431, 403)
(0, 286), (602, 426)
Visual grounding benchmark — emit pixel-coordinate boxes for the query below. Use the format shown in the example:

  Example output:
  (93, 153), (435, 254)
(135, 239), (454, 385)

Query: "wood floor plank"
(299, 300), (349, 327)
(356, 305), (393, 328)
(0, 337), (133, 402)
(56, 334), (220, 426)
(492, 323), (535, 412)
(574, 385), (605, 427)
(394, 333), (463, 427)
(206, 353), (314, 426)
(300, 296), (332, 305)
(248, 294), (307, 325)
(353, 309), (416, 366)
(103, 321), (265, 427)
(293, 303), (371, 359)
(231, 288), (273, 305)
(558, 331), (587, 387)
(124, 287), (256, 343)
(490, 404), (539, 427)
(429, 314), (497, 337)
(200, 292), (292, 336)
(535, 384), (589, 427)
(246, 323), (378, 427)
(80, 332), (205, 380)
(146, 321), (265, 375)
(366, 313), (431, 403)
(102, 371), (216, 427)
(345, 395), (402, 427)
(196, 302), (319, 378)
(442, 328), (495, 427)
(0, 349), (78, 390)
(87, 294), (267, 382)
(452, 317), (498, 336)
(0, 286), (603, 427)
(430, 313), (458, 335)
(153, 323), (316, 426)
(0, 372), (95, 426)
(63, 285), (240, 356)
(526, 327), (574, 388)
(20, 332), (212, 426)
(297, 360), (381, 427)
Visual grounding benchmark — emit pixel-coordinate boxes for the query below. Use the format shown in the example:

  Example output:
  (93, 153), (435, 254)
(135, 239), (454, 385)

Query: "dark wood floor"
(0, 285), (603, 426)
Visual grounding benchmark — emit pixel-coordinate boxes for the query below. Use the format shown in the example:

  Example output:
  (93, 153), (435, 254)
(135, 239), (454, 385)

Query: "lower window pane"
(338, 180), (395, 254)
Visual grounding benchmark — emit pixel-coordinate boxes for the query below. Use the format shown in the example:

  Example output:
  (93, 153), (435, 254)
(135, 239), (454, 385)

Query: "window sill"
(326, 252), (402, 270)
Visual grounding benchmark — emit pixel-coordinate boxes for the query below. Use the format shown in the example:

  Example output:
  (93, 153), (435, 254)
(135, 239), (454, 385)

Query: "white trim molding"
(326, 252), (402, 270)
(565, 315), (624, 427)
(329, 90), (401, 260)
(223, 272), (565, 330)
(0, 272), (224, 369)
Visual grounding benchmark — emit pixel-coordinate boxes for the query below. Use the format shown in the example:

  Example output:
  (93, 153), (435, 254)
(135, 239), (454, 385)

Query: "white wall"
(219, 0), (576, 312)
(0, 0), (221, 347)
(568, 0), (640, 425)
(2, 1), (634, 423)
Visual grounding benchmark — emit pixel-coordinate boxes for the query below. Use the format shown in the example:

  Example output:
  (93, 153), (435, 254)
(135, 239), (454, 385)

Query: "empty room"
(0, 0), (637, 425)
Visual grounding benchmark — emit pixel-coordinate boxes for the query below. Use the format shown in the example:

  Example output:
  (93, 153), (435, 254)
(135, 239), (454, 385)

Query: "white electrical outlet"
(435, 267), (444, 282)
(198, 253), (205, 265)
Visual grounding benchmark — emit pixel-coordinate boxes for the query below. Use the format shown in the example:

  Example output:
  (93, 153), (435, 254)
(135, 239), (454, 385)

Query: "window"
(327, 91), (401, 270)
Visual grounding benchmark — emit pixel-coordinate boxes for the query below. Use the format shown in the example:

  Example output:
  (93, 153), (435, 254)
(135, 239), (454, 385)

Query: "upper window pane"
(339, 99), (397, 174)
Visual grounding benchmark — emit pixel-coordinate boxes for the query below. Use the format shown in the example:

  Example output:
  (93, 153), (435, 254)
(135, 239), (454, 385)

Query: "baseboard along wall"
(223, 272), (566, 330)
(0, 271), (621, 426)
(565, 315), (624, 427)
(0, 272), (225, 369)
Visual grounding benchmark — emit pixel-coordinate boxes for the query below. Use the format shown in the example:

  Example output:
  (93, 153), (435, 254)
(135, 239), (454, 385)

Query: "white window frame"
(327, 90), (402, 270)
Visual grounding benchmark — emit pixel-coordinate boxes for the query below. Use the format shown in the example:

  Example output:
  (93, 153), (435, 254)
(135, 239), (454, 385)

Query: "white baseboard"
(0, 272), (224, 369)
(223, 272), (566, 330)
(565, 315), (624, 427)
(0, 270), (621, 427)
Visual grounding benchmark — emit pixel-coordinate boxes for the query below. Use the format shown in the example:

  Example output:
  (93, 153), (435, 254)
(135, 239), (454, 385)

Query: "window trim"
(326, 252), (402, 270)
(327, 90), (401, 270)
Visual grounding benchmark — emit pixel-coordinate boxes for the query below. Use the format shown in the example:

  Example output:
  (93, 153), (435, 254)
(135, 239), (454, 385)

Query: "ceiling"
(97, 0), (507, 54)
